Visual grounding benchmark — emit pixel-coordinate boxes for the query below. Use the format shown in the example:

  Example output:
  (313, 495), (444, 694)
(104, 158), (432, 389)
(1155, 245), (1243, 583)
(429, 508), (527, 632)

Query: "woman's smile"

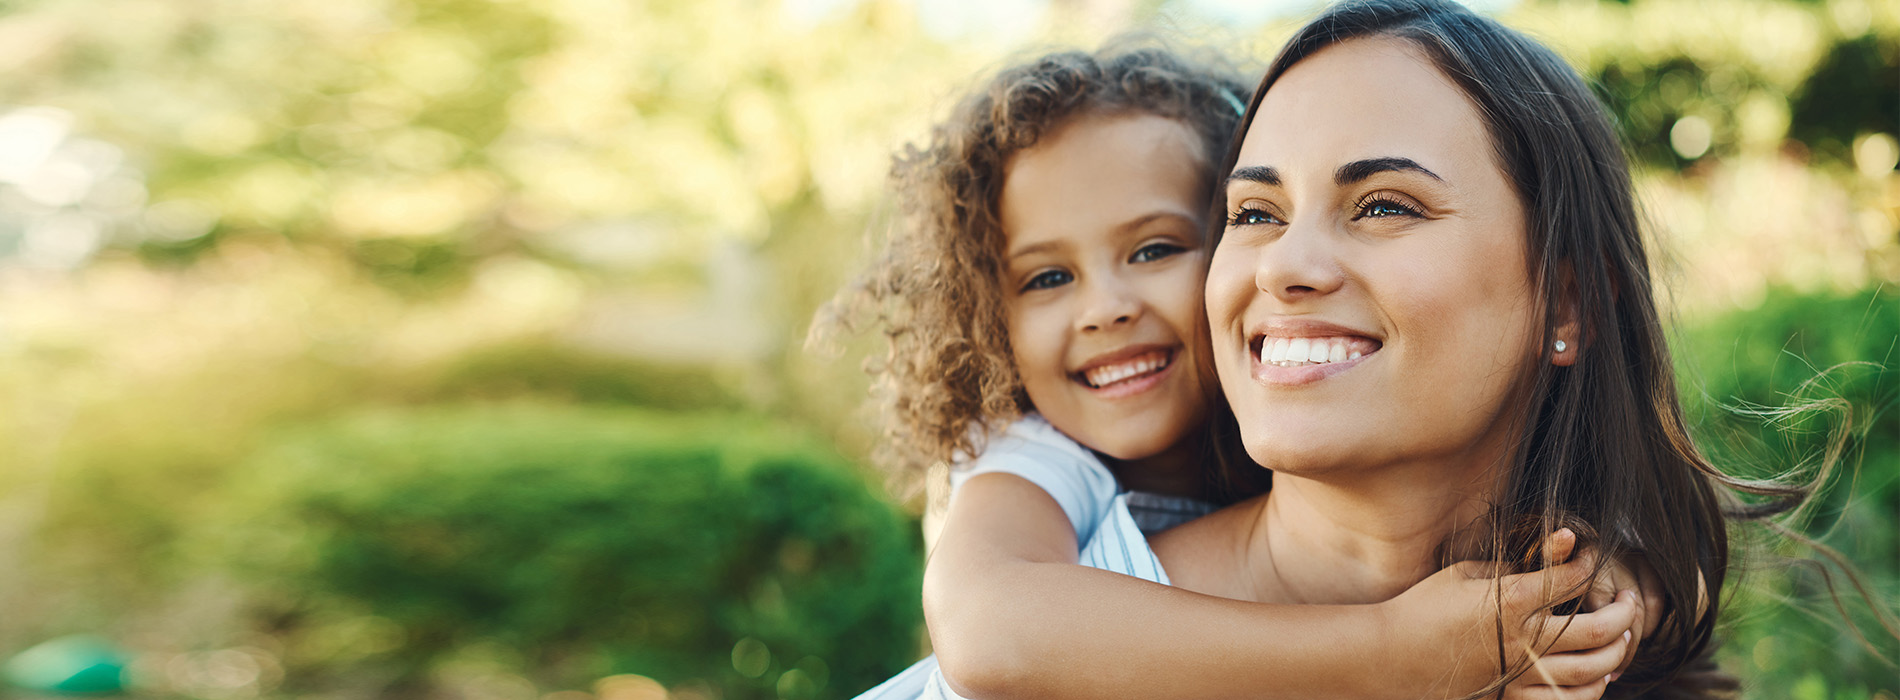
(1245, 319), (1383, 386)
(1205, 35), (1538, 475)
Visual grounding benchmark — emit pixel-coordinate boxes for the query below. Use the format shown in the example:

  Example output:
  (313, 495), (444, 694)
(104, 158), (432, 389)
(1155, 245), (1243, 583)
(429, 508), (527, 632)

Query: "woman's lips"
(1248, 334), (1381, 386)
(1253, 335), (1382, 367)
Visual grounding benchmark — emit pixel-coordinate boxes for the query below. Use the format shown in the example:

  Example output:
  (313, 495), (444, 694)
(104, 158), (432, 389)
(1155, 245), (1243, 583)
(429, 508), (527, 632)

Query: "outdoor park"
(0, 0), (1892, 698)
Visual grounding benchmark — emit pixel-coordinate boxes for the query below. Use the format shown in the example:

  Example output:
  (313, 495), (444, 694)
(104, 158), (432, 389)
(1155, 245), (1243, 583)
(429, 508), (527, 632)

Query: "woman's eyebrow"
(1226, 165), (1279, 187)
(1336, 157), (1443, 185)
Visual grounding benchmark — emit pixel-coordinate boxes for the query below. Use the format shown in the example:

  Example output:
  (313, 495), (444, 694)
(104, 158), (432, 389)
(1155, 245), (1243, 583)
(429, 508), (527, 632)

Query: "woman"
(1124, 0), (1737, 694)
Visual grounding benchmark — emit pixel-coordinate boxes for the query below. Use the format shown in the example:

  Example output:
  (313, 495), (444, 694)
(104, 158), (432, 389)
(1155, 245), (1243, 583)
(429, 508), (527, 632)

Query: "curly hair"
(815, 40), (1251, 498)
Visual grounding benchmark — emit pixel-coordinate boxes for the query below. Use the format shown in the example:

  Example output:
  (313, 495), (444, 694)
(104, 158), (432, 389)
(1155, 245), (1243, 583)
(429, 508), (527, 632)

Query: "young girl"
(820, 42), (1660, 699)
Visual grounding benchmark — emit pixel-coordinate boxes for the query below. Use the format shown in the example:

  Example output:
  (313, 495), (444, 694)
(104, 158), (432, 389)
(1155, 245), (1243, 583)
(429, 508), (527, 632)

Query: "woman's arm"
(925, 476), (1640, 700)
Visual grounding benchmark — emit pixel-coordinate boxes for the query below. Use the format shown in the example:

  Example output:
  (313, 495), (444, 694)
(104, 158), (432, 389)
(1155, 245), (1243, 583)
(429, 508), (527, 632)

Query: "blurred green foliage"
(412, 339), (747, 411)
(215, 404), (921, 699)
(0, 0), (1891, 698)
(1676, 286), (1899, 697)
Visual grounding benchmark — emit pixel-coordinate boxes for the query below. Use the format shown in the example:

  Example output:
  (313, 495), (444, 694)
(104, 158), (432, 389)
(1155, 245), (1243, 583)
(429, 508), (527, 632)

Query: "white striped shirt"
(854, 494), (1167, 700)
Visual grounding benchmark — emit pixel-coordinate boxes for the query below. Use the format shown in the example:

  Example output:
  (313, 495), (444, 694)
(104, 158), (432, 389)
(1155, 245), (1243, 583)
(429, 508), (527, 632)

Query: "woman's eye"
(1228, 207), (1281, 226)
(1022, 269), (1072, 291)
(1357, 198), (1419, 219)
(1130, 242), (1185, 263)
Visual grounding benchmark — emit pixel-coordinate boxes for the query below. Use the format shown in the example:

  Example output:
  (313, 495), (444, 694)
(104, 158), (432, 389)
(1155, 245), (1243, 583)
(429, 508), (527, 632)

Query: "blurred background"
(0, 0), (1891, 698)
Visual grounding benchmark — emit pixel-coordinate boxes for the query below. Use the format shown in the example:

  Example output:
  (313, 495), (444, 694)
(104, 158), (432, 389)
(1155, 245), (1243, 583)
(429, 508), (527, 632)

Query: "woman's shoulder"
(1147, 494), (1265, 600)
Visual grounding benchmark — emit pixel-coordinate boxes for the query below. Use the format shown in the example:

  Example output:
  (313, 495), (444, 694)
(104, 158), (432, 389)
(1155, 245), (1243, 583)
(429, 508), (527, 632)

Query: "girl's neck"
(1099, 438), (1208, 501)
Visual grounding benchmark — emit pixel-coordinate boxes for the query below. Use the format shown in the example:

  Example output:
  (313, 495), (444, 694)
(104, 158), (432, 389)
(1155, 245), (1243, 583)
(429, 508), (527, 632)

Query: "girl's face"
(1206, 37), (1543, 477)
(999, 111), (1213, 461)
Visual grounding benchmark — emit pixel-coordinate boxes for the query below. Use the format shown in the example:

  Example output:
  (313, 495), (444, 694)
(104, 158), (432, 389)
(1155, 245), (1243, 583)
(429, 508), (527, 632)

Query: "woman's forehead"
(1236, 36), (1492, 183)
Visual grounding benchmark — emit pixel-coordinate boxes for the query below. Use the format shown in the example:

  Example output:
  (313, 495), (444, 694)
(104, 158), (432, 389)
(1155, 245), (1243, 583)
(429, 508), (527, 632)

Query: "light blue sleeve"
(947, 415), (1120, 547)
(852, 654), (937, 700)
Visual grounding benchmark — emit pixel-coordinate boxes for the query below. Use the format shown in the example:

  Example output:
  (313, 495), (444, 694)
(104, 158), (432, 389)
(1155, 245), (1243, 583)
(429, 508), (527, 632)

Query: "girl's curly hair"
(814, 40), (1251, 498)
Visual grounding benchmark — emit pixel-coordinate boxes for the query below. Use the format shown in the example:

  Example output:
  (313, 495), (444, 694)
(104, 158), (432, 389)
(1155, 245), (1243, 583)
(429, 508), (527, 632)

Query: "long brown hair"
(816, 40), (1250, 498)
(1209, 0), (1844, 695)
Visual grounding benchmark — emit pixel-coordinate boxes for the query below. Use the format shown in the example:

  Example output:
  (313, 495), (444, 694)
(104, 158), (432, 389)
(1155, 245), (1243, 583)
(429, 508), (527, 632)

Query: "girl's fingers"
(1542, 590), (1637, 653)
(1503, 547), (1598, 613)
(1505, 676), (1612, 700)
(1540, 527), (1578, 564)
(1520, 628), (1630, 686)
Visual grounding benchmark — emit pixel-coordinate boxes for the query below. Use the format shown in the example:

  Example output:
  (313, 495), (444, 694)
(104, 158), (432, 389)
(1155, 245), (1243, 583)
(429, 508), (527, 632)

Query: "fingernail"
(1622, 629), (1631, 643)
(1608, 672), (1621, 682)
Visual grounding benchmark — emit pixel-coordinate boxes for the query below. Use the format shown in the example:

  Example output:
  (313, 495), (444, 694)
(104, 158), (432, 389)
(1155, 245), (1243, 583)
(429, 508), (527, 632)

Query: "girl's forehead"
(999, 112), (1210, 252)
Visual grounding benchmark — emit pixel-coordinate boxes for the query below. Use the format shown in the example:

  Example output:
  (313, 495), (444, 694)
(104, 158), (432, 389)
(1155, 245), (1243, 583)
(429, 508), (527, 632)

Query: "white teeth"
(1286, 338), (1311, 364)
(1258, 336), (1375, 367)
(1084, 353), (1170, 388)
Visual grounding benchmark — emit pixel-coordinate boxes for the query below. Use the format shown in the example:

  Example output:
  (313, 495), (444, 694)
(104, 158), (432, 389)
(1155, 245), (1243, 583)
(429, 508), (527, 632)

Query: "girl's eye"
(1228, 207), (1282, 226)
(1130, 242), (1185, 263)
(1356, 197), (1420, 219)
(1022, 269), (1072, 291)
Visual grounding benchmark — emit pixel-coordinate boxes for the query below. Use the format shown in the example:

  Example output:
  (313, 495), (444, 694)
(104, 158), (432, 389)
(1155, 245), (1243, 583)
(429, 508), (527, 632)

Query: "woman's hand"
(1379, 528), (1643, 700)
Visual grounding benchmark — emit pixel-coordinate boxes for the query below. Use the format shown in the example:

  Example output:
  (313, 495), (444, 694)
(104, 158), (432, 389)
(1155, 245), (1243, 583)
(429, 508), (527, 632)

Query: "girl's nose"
(1077, 276), (1142, 332)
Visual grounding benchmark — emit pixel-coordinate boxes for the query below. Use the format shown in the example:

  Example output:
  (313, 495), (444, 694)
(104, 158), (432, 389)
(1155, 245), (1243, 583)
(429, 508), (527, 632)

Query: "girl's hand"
(1585, 550), (1664, 680)
(1380, 528), (1640, 700)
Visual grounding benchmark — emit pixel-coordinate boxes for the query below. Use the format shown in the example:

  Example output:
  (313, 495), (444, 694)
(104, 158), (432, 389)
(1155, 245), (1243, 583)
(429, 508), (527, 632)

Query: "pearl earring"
(1554, 340), (1568, 353)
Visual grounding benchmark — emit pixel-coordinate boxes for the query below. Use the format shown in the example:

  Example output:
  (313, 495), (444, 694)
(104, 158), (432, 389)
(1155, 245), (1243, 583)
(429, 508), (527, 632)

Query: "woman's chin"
(1244, 440), (1351, 477)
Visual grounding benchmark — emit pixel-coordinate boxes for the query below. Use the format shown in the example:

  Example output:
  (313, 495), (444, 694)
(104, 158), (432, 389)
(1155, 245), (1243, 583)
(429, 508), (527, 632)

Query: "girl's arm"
(925, 475), (1639, 700)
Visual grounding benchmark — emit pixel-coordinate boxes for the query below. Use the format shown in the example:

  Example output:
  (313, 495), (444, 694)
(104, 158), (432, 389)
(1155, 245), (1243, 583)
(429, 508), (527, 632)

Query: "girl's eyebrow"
(1007, 211), (1197, 261)
(1006, 240), (1061, 262)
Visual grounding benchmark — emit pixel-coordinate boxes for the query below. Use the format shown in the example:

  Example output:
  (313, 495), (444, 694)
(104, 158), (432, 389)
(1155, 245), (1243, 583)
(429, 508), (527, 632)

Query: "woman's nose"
(1254, 220), (1345, 302)
(1076, 276), (1142, 332)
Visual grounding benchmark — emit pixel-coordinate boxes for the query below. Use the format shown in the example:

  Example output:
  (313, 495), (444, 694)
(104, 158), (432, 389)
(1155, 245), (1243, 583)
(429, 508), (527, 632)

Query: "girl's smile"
(999, 111), (1214, 463)
(1073, 344), (1179, 398)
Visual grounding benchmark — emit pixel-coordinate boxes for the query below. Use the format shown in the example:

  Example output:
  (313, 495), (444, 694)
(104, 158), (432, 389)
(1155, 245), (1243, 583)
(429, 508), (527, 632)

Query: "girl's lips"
(1087, 357), (1177, 398)
(1073, 347), (1179, 399)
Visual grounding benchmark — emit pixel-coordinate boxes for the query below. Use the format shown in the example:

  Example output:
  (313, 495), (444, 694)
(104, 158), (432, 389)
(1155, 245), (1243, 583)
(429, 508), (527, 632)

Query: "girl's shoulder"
(949, 413), (1120, 545)
(955, 413), (1110, 482)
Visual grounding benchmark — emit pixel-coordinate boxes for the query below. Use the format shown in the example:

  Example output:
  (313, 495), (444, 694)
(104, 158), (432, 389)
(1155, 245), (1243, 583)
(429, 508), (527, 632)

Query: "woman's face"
(1206, 37), (1542, 477)
(999, 112), (1213, 461)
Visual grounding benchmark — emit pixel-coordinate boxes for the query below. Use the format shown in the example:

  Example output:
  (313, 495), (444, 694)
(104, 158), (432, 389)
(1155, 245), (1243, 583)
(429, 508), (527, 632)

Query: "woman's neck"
(1154, 448), (1506, 605)
(1247, 463), (1499, 604)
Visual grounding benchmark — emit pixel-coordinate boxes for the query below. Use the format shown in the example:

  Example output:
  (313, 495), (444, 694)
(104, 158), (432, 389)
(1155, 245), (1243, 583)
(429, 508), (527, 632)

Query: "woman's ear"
(1551, 263), (1582, 367)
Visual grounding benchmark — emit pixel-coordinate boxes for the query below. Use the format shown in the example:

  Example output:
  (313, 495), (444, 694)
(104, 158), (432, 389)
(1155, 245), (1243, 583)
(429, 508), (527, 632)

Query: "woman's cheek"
(1203, 243), (1252, 335)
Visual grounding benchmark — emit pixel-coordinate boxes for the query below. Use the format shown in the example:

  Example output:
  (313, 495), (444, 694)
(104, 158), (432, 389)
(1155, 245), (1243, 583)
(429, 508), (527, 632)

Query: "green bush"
(407, 340), (745, 411)
(1674, 286), (1898, 697)
(215, 404), (921, 699)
